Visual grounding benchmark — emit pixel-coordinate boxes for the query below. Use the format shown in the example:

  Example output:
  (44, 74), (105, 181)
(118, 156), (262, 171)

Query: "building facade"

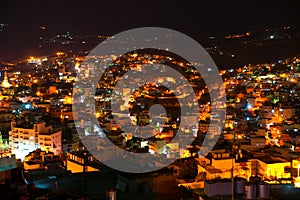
(9, 121), (62, 160)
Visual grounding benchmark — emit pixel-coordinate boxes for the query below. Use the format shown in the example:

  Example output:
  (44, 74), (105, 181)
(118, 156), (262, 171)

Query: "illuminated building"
(199, 120), (220, 135)
(225, 31), (251, 39)
(23, 149), (60, 171)
(197, 150), (291, 183)
(265, 126), (283, 147)
(8, 121), (62, 160)
(148, 138), (166, 154)
(251, 137), (266, 148)
(292, 160), (300, 188)
(224, 113), (236, 130)
(65, 151), (99, 173)
(249, 157), (291, 181)
(179, 149), (191, 158)
(197, 150), (252, 181)
(274, 106), (294, 122)
(256, 129), (267, 137)
(1, 69), (11, 88)
(27, 56), (42, 64)
(48, 85), (58, 95)
(32, 102), (51, 113)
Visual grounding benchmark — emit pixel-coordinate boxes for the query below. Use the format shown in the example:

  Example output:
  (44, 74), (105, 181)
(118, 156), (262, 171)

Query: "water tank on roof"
(258, 182), (269, 199)
(234, 178), (245, 194)
(245, 184), (256, 200)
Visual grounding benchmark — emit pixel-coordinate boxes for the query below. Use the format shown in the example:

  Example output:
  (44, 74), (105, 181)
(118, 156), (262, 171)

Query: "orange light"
(56, 52), (65, 56)
(64, 96), (73, 104)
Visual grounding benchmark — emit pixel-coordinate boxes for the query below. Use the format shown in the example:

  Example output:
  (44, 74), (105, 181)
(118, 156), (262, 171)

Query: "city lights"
(0, 1), (299, 199)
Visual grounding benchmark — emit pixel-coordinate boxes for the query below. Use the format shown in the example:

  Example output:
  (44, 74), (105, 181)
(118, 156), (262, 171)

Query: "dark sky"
(0, 0), (299, 61)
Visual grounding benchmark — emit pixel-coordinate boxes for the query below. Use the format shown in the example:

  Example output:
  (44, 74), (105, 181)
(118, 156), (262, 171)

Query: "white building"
(9, 121), (61, 160)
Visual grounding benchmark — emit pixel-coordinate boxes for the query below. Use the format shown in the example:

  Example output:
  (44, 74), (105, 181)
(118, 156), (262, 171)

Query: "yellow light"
(180, 149), (191, 158)
(279, 73), (287, 78)
(56, 52), (65, 56)
(95, 112), (101, 118)
(64, 96), (73, 104)
(290, 78), (297, 83)
(36, 91), (41, 96)
(295, 177), (300, 188)
(75, 62), (80, 71)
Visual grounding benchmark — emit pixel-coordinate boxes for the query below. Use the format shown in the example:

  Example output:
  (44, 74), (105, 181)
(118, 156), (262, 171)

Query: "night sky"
(0, 0), (299, 61)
